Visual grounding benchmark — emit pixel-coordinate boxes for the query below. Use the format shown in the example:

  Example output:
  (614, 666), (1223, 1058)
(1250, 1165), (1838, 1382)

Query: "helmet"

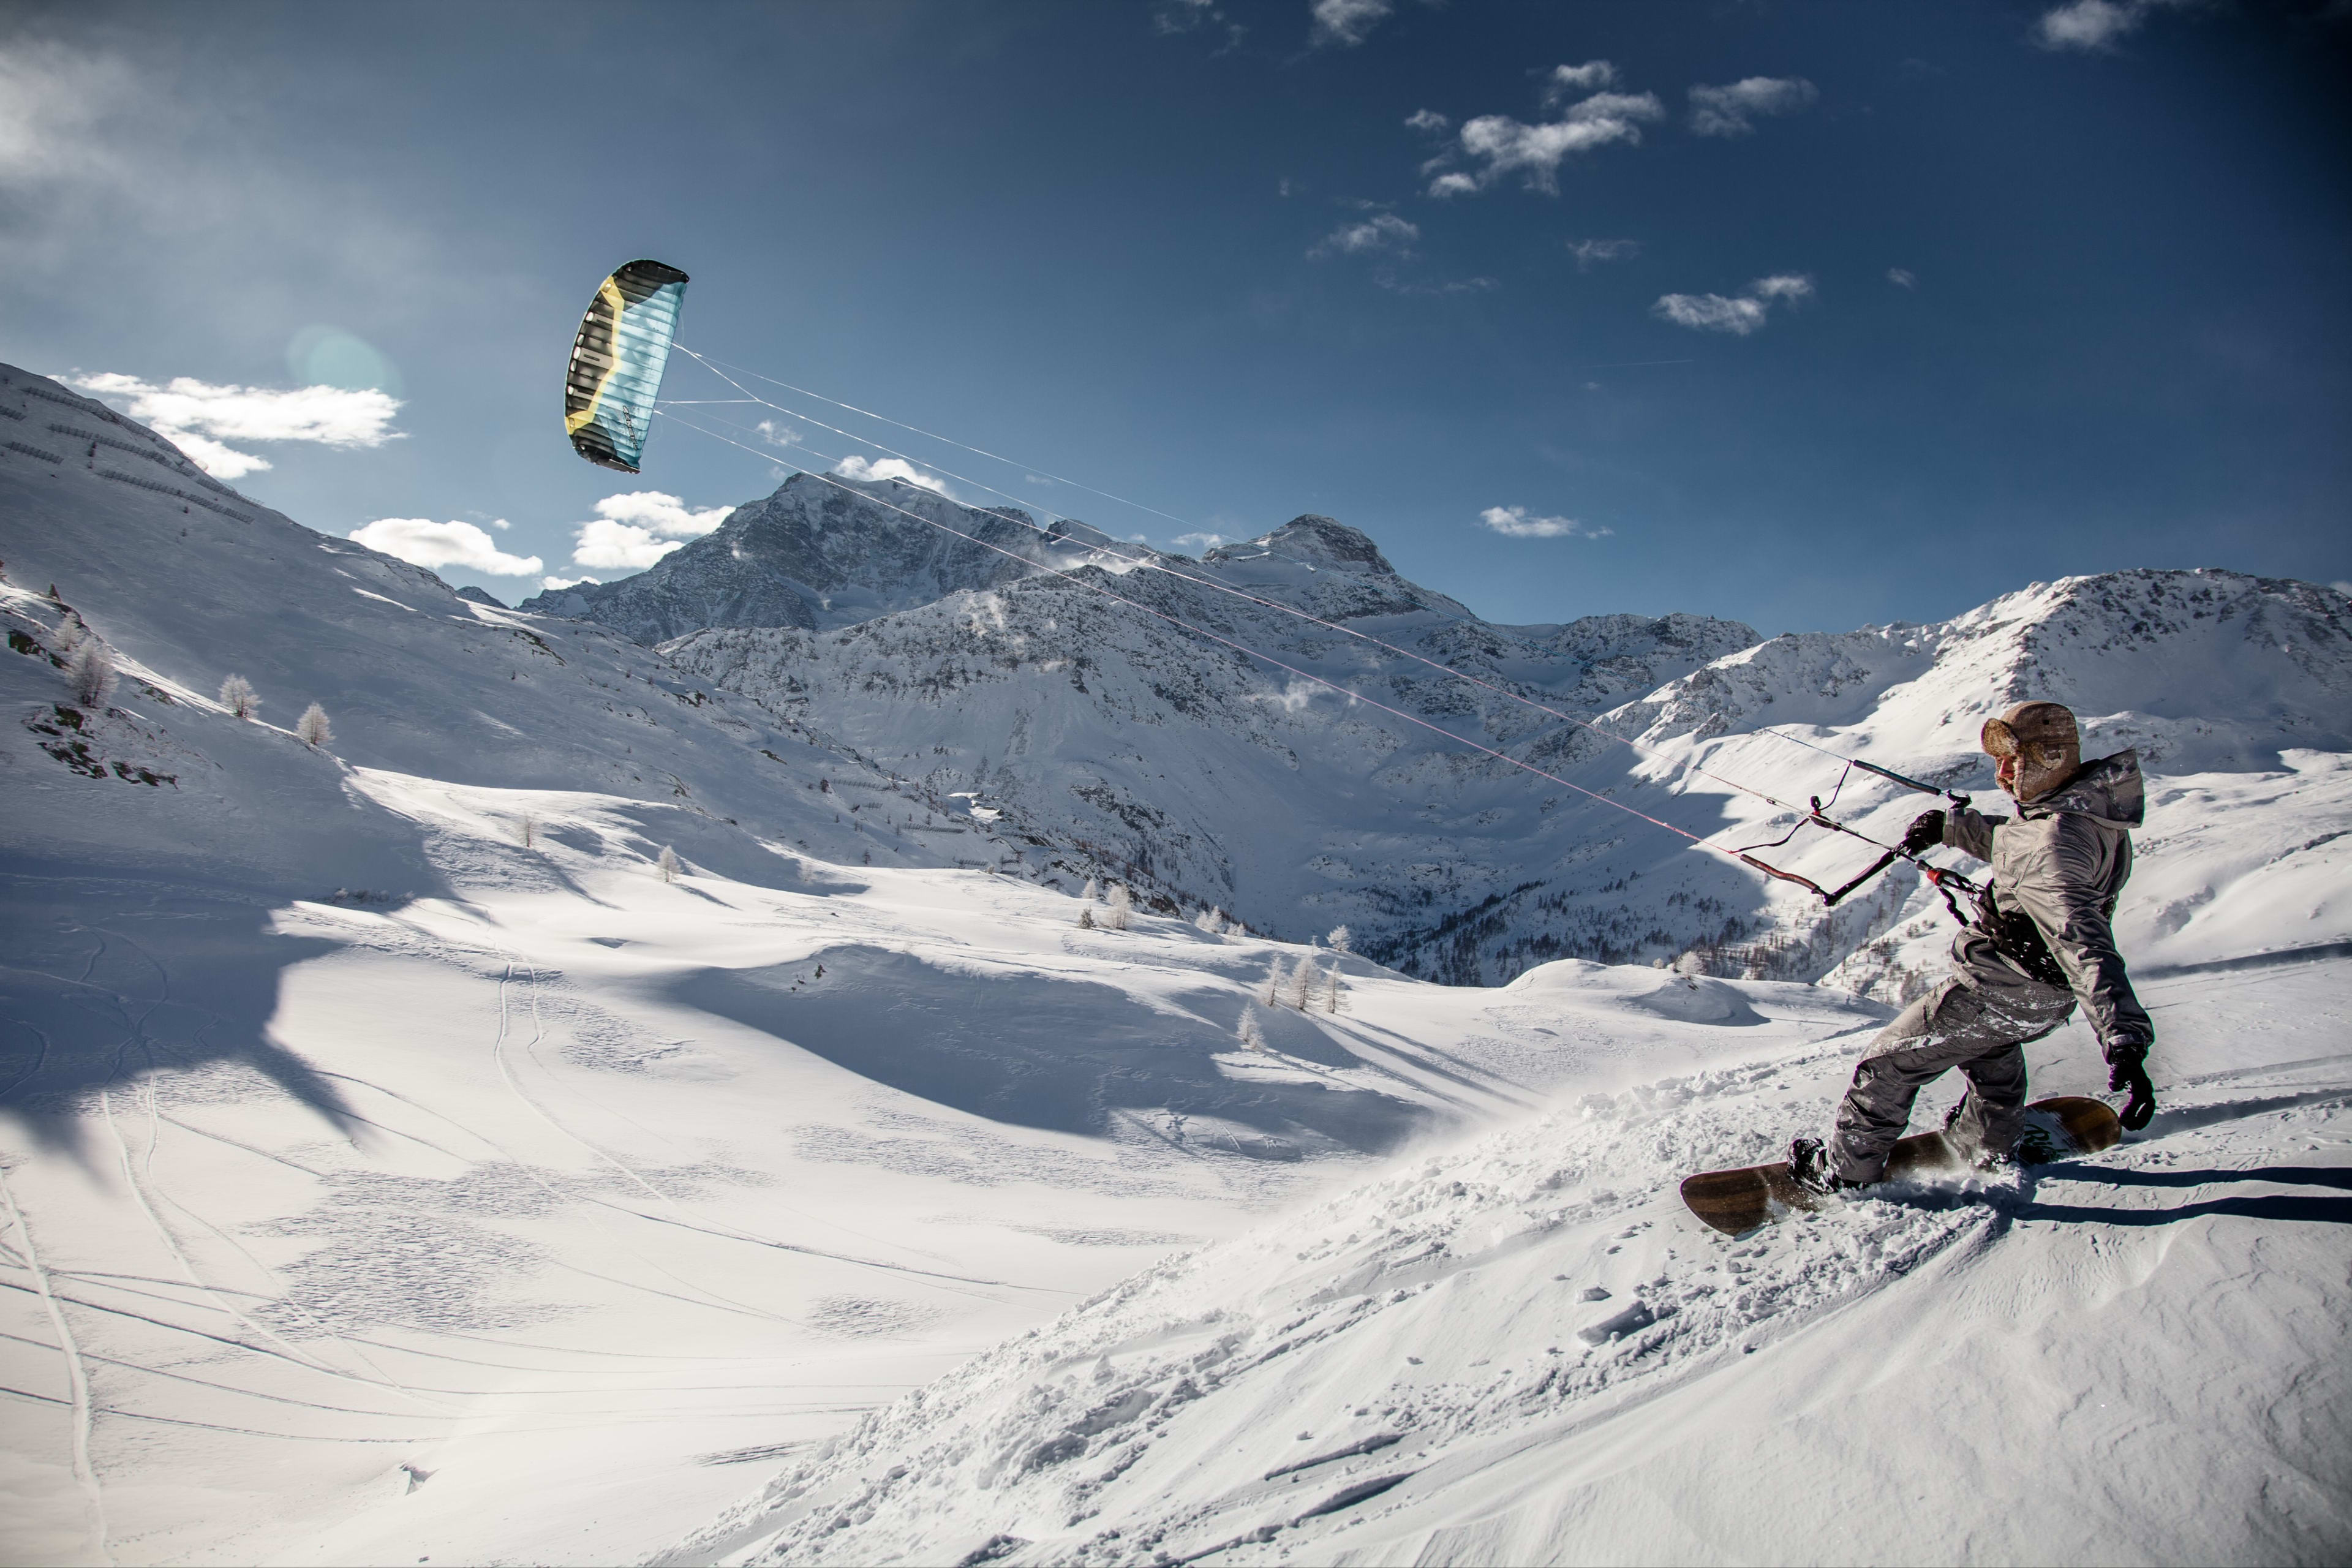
(1981, 701), (2079, 801)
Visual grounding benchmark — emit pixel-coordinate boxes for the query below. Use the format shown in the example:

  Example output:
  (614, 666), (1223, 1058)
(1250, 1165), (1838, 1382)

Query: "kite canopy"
(563, 258), (689, 472)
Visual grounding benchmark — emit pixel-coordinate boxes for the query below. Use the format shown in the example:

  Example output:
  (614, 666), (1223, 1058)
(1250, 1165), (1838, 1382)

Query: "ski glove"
(2106, 1044), (2157, 1132)
(1900, 809), (1947, 858)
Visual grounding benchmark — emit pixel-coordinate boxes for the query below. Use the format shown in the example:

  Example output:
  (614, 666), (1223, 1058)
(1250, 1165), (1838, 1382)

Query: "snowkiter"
(1789, 701), (2157, 1193)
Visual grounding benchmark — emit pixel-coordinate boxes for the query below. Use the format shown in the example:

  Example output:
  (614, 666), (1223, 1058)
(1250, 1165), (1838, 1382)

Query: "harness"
(1726, 756), (2068, 986)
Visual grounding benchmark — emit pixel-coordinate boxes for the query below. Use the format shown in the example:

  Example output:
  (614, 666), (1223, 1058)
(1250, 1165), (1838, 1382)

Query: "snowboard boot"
(1786, 1137), (1856, 1197)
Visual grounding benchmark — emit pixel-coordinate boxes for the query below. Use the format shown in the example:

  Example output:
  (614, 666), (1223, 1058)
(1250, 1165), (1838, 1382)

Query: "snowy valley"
(2, 363), (2348, 1567)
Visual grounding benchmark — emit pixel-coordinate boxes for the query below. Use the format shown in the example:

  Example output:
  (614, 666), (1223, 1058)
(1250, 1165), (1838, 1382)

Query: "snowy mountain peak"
(1207, 515), (1395, 575)
(520, 472), (1100, 643)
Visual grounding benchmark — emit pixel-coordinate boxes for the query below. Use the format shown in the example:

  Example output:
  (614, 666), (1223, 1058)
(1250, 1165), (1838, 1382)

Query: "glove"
(2106, 1043), (2157, 1132)
(1899, 809), (1947, 858)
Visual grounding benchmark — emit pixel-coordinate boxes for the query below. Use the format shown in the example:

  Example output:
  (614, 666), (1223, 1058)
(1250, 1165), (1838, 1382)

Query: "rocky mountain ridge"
(520, 473), (1121, 643)
(649, 473), (2350, 991)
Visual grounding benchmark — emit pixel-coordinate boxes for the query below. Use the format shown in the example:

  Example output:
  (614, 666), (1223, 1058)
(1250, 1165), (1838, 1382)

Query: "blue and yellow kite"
(563, 258), (689, 473)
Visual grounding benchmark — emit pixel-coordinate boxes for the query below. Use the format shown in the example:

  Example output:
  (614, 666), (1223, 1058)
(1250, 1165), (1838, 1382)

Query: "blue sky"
(4, 1), (2346, 632)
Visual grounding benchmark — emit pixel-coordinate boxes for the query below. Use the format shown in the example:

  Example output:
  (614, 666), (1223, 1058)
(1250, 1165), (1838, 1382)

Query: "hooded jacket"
(1940, 750), (2154, 1054)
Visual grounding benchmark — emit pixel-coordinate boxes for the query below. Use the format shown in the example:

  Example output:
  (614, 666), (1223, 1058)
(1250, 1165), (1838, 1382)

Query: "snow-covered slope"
(7, 363), (2348, 1568)
(664, 511), (1757, 973)
(668, 515), (2352, 997)
(663, 948), (2352, 1568)
(10, 367), (1691, 1564)
(520, 475), (1118, 644)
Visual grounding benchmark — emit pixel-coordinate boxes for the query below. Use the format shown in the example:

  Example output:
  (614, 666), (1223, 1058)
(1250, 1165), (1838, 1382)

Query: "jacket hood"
(2023, 750), (2144, 829)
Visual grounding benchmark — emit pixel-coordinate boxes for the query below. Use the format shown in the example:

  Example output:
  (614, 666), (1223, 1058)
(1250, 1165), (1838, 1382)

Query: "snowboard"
(1679, 1095), (2124, 1237)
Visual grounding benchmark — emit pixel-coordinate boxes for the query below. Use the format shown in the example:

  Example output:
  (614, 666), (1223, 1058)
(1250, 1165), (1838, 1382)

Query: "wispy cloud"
(1431, 83), (1663, 197)
(1310, 0), (1393, 47)
(1654, 295), (1766, 333)
(1479, 505), (1610, 540)
(1173, 532), (1227, 552)
(1310, 211), (1419, 258)
(64, 371), (403, 478)
(2034, 0), (2190, 50)
(834, 454), (956, 498)
(1887, 266), (1918, 288)
(1569, 237), (1641, 270)
(753, 419), (801, 448)
(349, 518), (544, 576)
(1153, 0), (1245, 50)
(1404, 108), (1450, 134)
(590, 491), (731, 538)
(1375, 271), (1497, 297)
(1653, 274), (1813, 335)
(1687, 77), (1819, 138)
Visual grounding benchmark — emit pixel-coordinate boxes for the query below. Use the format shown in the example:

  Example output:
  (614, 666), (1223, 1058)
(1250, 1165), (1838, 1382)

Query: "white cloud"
(1654, 274), (1814, 334)
(1404, 108), (1450, 134)
(1687, 77), (1820, 137)
(1542, 61), (1618, 105)
(833, 454), (955, 498)
(1569, 237), (1640, 269)
(2034, 0), (2189, 50)
(1440, 91), (1664, 196)
(159, 430), (274, 480)
(1888, 266), (1918, 288)
(1479, 505), (1610, 540)
(1310, 0), (1393, 47)
(63, 371), (404, 478)
(753, 419), (801, 448)
(349, 518), (544, 576)
(571, 519), (685, 571)
(540, 575), (600, 592)
(590, 491), (730, 538)
(1310, 212), (1419, 258)
(1173, 532), (1228, 552)
(1653, 293), (1769, 334)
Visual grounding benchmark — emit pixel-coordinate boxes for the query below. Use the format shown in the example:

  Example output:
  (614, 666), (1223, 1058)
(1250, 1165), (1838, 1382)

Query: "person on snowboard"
(1789, 701), (2157, 1194)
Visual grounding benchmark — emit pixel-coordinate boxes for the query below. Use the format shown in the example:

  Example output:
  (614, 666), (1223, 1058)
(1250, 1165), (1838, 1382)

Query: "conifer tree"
(1104, 883), (1133, 930)
(1077, 905), (1095, 929)
(1285, 956), (1312, 1009)
(296, 703), (333, 747)
(219, 673), (260, 720)
(67, 639), (115, 709)
(1327, 924), (1352, 954)
(1259, 956), (1284, 1007)
(658, 845), (680, 882)
(1237, 1006), (1268, 1053)
(1080, 876), (1099, 903)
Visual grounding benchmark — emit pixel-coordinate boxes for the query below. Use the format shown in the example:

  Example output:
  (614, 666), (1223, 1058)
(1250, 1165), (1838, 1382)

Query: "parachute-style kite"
(564, 258), (689, 472)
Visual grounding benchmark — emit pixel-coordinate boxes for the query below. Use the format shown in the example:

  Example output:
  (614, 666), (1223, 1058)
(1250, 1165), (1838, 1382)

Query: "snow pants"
(1828, 976), (2076, 1184)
